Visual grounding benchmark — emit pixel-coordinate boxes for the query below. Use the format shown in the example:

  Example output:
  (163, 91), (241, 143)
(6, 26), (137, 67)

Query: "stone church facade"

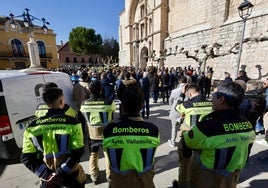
(119, 0), (268, 80)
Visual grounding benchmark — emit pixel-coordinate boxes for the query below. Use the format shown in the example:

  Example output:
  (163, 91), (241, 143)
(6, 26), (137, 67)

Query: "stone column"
(27, 34), (41, 68)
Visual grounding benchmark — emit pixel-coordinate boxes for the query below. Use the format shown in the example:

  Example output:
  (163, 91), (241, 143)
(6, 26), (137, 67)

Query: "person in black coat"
(140, 71), (151, 119)
(197, 72), (206, 99)
(235, 70), (250, 83)
(223, 72), (233, 84)
(239, 80), (266, 134)
(161, 68), (170, 103)
(100, 71), (115, 100)
(150, 72), (160, 103)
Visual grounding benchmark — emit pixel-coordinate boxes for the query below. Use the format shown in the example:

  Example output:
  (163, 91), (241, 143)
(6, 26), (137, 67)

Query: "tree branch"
(174, 34), (268, 75)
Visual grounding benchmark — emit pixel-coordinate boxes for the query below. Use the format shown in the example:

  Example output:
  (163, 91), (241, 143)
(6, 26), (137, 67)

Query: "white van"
(0, 70), (75, 159)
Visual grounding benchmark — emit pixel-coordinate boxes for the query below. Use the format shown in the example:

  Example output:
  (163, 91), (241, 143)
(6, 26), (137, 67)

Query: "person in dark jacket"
(205, 72), (212, 98)
(223, 72), (233, 84)
(235, 70), (250, 83)
(169, 69), (176, 94)
(191, 71), (198, 85)
(100, 71), (115, 100)
(107, 68), (117, 85)
(80, 80), (116, 183)
(161, 68), (170, 103)
(239, 80), (266, 134)
(117, 71), (139, 117)
(255, 78), (268, 136)
(151, 72), (160, 103)
(103, 85), (160, 188)
(140, 71), (151, 119)
(197, 72), (206, 99)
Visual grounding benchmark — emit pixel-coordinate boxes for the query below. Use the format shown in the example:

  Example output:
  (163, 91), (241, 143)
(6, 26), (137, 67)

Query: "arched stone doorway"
(140, 46), (148, 69)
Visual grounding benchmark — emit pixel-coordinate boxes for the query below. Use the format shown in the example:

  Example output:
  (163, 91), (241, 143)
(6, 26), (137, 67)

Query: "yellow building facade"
(0, 17), (59, 70)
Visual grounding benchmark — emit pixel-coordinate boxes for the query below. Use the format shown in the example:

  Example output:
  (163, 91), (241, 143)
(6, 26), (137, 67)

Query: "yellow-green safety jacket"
(182, 109), (255, 176)
(35, 103), (76, 118)
(21, 109), (84, 179)
(176, 95), (212, 127)
(103, 116), (160, 174)
(80, 95), (116, 140)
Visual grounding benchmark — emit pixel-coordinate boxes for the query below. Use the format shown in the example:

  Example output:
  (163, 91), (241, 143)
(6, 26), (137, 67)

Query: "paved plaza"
(0, 100), (268, 188)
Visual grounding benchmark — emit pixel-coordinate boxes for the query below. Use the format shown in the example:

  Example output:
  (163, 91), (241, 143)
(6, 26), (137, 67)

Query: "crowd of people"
(19, 64), (267, 188)
(68, 65), (215, 103)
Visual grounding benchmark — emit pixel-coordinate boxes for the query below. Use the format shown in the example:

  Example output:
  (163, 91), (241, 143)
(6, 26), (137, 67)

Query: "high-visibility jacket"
(182, 109), (255, 176)
(80, 94), (116, 140)
(21, 109), (85, 179)
(35, 103), (76, 118)
(103, 116), (160, 174)
(176, 95), (212, 127)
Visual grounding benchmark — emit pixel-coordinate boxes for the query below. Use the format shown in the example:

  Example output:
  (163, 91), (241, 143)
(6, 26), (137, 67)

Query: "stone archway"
(140, 46), (148, 69)
(129, 0), (139, 25)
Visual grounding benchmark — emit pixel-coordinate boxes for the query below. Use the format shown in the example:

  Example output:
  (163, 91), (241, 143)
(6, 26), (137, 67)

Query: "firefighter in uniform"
(175, 84), (213, 187)
(35, 82), (76, 118)
(103, 85), (160, 188)
(180, 82), (255, 188)
(35, 102), (76, 118)
(35, 82), (86, 135)
(80, 80), (116, 183)
(21, 87), (86, 188)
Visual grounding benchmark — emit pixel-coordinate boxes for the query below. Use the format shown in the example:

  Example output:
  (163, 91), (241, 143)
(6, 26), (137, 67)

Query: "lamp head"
(6, 8), (49, 34)
(238, 0), (254, 19)
(42, 24), (48, 33)
(41, 18), (49, 33)
(23, 18), (30, 27)
(7, 13), (17, 29)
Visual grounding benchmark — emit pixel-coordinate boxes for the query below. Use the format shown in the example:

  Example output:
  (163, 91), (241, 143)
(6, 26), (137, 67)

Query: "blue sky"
(0, 0), (125, 44)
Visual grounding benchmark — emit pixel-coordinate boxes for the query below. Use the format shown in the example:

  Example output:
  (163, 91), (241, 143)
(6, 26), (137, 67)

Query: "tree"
(101, 37), (119, 66)
(69, 27), (102, 55)
(175, 33), (268, 79)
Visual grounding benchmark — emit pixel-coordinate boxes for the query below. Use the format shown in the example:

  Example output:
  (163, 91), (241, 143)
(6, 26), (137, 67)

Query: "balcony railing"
(0, 51), (53, 59)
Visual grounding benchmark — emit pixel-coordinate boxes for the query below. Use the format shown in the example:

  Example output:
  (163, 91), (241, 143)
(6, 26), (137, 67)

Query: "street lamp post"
(235, 0), (254, 78)
(5, 8), (49, 70)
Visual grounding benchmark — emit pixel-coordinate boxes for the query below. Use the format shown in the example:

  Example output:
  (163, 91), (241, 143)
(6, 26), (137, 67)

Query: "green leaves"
(68, 27), (119, 65)
(69, 27), (103, 55)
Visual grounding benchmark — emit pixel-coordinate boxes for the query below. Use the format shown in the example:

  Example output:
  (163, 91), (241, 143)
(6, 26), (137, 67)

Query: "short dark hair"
(80, 70), (89, 81)
(123, 71), (131, 80)
(89, 80), (102, 94)
(42, 87), (63, 105)
(216, 82), (244, 107)
(101, 71), (107, 79)
(43, 82), (58, 92)
(187, 84), (200, 93)
(122, 85), (144, 115)
(179, 76), (187, 83)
